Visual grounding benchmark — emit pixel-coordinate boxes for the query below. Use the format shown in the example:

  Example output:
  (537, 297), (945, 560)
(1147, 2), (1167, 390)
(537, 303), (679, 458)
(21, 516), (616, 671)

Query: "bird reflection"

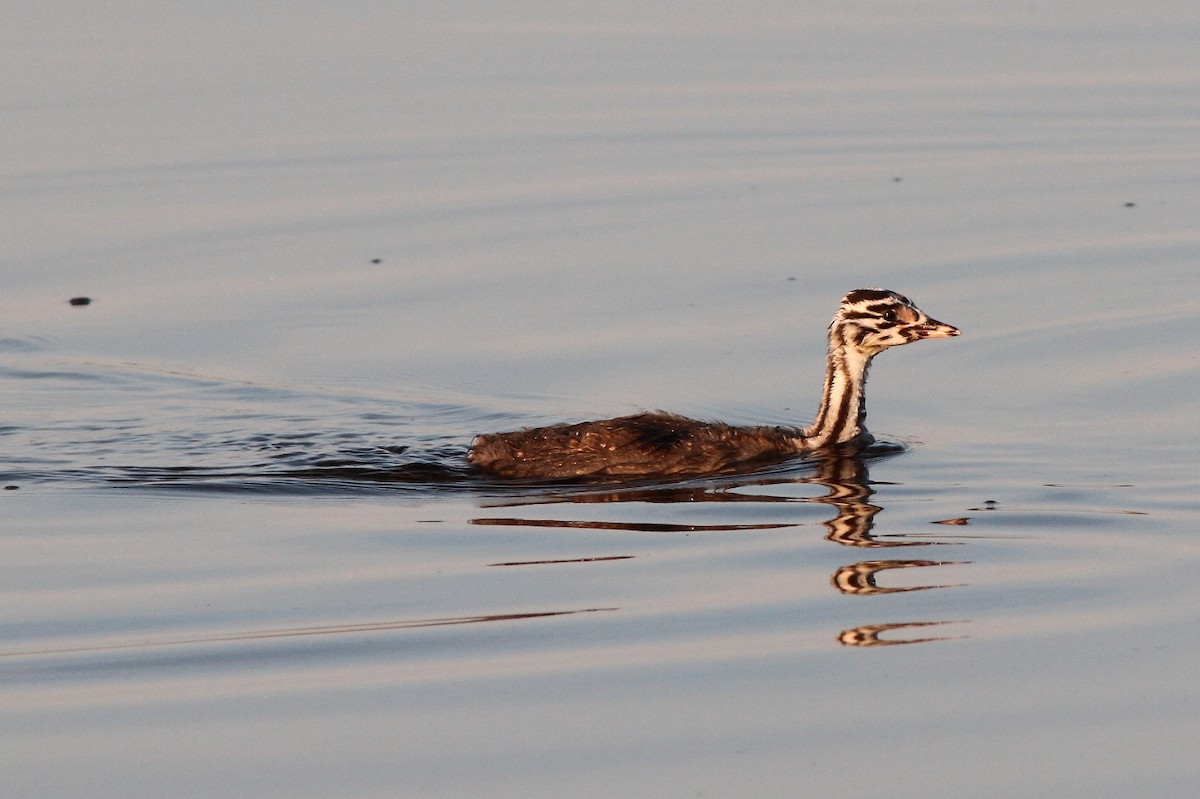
(837, 621), (966, 647)
(807, 453), (944, 549)
(472, 449), (968, 646)
(831, 559), (966, 596)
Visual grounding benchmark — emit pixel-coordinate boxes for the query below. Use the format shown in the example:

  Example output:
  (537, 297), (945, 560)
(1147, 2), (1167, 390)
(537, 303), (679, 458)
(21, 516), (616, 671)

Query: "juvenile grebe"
(469, 289), (959, 479)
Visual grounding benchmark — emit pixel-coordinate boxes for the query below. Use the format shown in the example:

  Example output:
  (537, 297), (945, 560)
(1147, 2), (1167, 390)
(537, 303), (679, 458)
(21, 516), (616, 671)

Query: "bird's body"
(469, 289), (958, 480)
(467, 411), (829, 479)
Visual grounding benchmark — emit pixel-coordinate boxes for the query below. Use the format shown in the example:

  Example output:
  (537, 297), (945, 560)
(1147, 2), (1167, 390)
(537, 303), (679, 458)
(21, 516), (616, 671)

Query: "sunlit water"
(4, 4), (1200, 797)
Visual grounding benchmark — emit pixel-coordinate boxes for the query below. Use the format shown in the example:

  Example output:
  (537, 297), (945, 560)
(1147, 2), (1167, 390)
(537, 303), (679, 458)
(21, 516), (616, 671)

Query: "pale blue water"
(3, 4), (1200, 797)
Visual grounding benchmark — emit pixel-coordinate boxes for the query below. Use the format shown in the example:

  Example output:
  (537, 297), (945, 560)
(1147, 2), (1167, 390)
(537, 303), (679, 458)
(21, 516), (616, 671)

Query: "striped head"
(832, 289), (959, 356)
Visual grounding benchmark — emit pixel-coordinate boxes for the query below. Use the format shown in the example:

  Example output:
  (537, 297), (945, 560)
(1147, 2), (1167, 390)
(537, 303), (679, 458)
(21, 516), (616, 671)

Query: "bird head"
(832, 288), (960, 356)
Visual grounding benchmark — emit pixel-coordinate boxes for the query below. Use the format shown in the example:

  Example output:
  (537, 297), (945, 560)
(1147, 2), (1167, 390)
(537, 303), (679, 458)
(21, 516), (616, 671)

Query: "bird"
(468, 289), (959, 480)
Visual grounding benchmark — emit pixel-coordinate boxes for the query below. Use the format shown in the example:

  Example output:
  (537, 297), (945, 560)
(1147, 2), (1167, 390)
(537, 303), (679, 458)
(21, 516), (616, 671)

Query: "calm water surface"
(4, 4), (1200, 797)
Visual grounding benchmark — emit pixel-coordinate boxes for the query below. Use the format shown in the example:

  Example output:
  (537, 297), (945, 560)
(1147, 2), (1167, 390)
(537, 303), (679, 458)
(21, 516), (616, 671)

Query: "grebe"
(469, 289), (958, 479)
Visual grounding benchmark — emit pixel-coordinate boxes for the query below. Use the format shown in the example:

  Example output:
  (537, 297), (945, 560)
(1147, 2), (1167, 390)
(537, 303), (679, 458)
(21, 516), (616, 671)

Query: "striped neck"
(801, 324), (874, 448)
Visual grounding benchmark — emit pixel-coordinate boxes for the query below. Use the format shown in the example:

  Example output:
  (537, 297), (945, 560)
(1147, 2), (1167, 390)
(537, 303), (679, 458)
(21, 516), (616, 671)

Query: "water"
(4, 3), (1200, 797)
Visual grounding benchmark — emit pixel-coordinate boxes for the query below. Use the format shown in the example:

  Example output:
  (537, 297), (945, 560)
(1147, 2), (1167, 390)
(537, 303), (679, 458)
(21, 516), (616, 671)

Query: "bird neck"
(802, 327), (874, 448)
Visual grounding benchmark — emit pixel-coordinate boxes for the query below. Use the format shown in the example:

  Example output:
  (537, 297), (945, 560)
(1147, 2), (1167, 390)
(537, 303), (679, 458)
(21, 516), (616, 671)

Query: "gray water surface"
(4, 4), (1200, 797)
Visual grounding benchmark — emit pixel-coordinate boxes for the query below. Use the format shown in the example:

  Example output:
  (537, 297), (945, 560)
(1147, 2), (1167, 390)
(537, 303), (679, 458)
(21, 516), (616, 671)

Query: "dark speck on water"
(68, 296), (92, 306)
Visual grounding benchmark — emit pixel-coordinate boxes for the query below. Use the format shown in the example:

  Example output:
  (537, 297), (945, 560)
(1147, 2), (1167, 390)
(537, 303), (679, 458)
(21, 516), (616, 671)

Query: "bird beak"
(915, 317), (960, 339)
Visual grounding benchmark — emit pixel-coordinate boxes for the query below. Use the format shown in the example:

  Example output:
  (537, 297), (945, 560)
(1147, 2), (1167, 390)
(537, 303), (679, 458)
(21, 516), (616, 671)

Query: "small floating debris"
(892, 176), (903, 182)
(68, 296), (92, 306)
(932, 517), (971, 525)
(1123, 202), (1136, 207)
(3, 485), (18, 491)
(370, 258), (383, 264)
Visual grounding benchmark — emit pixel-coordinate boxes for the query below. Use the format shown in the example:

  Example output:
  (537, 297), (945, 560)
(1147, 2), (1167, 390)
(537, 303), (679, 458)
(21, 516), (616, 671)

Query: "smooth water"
(4, 4), (1200, 797)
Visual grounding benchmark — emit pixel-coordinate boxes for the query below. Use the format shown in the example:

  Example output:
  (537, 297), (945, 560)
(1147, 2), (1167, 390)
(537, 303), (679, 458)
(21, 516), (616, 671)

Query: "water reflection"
(1, 608), (617, 660)
(831, 559), (966, 595)
(837, 621), (967, 647)
(472, 516), (794, 533)
(473, 450), (970, 646)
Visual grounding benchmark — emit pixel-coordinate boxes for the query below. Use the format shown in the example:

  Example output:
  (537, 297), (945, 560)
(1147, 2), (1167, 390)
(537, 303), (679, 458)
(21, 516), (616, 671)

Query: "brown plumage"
(468, 412), (810, 479)
(469, 289), (958, 480)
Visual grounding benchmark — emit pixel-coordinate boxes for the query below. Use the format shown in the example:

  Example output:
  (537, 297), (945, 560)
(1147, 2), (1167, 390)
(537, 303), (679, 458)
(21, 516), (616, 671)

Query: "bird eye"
(882, 309), (897, 322)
